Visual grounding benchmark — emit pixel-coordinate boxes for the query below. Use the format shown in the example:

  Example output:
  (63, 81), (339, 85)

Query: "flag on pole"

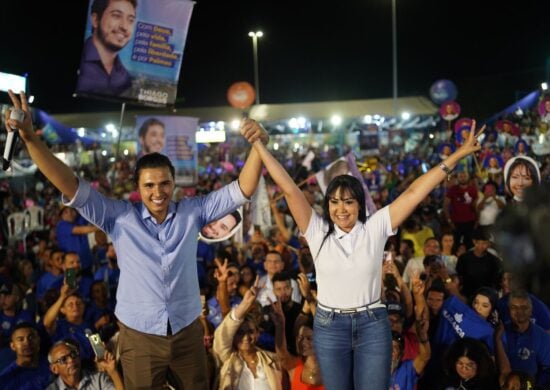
(346, 152), (377, 217)
(313, 153), (378, 217)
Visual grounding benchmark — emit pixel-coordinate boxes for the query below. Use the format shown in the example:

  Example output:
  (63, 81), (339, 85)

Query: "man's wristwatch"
(445, 277), (452, 284)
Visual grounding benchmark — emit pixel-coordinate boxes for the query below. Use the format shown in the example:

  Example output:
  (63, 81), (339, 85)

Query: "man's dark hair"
(133, 152), (175, 185)
(422, 254), (441, 268)
(92, 0), (138, 21)
(138, 117), (165, 138)
(230, 210), (242, 226)
(62, 251), (79, 264)
(401, 239), (415, 253)
(272, 271), (292, 285)
(11, 321), (38, 340)
(427, 279), (448, 299)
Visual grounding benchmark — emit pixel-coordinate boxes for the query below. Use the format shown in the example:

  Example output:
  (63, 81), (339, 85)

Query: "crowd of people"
(0, 89), (549, 389)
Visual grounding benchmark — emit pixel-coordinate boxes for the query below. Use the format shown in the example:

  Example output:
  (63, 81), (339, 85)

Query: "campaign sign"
(76, 0), (195, 107)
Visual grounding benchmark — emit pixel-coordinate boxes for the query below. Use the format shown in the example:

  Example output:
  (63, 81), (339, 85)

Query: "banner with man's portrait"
(136, 115), (199, 186)
(75, 0), (195, 107)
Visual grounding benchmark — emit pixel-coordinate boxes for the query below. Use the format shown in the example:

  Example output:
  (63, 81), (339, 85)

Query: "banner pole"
(115, 102), (126, 160)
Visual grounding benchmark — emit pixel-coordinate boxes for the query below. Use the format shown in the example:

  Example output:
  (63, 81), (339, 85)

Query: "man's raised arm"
(237, 118), (268, 198)
(5, 90), (78, 199)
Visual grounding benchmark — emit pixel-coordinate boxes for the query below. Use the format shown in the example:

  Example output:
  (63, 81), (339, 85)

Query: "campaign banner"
(433, 295), (495, 353)
(76, 0), (195, 107)
(135, 115), (199, 186)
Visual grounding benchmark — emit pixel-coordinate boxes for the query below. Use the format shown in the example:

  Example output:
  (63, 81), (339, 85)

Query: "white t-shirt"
(304, 205), (395, 308)
(477, 195), (505, 226)
(238, 360), (271, 390)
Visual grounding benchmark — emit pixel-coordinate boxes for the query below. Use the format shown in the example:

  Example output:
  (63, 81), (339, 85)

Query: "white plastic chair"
(7, 211), (30, 253)
(25, 205), (45, 231)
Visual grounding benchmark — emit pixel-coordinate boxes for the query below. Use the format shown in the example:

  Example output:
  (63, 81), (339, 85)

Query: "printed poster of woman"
(538, 97), (550, 124)
(453, 118), (476, 173)
(481, 153), (504, 188)
(439, 101), (461, 121)
(495, 119), (520, 148)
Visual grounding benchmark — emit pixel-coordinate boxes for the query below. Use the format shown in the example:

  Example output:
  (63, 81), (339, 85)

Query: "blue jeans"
(313, 306), (391, 390)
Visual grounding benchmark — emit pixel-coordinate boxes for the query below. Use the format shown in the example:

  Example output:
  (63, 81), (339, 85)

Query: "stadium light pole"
(248, 31), (263, 105)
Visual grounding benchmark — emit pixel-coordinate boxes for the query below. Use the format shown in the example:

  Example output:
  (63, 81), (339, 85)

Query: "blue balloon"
(429, 79), (458, 104)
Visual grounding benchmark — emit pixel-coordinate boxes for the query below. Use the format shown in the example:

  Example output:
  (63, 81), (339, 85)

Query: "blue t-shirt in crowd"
(55, 215), (95, 272)
(0, 309), (35, 346)
(389, 359), (417, 390)
(503, 322), (550, 387)
(0, 357), (52, 389)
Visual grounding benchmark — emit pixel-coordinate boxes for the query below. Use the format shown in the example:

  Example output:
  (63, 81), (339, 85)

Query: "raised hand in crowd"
(411, 274), (431, 375)
(43, 282), (76, 334)
(233, 275), (261, 321)
(296, 272), (316, 308)
(96, 351), (124, 390)
(214, 256), (232, 318)
(383, 257), (413, 318)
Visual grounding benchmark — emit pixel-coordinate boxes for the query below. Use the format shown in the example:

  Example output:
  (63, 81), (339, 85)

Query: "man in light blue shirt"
(5, 90), (267, 390)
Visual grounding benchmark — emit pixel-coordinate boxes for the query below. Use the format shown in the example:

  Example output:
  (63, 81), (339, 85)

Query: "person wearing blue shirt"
(206, 261), (242, 329)
(55, 207), (99, 275)
(0, 322), (52, 390)
(390, 276), (431, 390)
(502, 290), (550, 387)
(93, 243), (120, 305)
(50, 252), (94, 304)
(498, 291), (550, 332)
(0, 282), (35, 370)
(5, 90), (267, 390)
(0, 283), (35, 344)
(43, 289), (95, 364)
(35, 248), (64, 300)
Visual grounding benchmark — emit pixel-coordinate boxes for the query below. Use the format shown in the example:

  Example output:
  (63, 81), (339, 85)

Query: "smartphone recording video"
(86, 332), (106, 360)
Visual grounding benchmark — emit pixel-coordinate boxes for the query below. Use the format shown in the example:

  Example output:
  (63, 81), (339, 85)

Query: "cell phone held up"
(86, 332), (106, 360)
(65, 267), (77, 289)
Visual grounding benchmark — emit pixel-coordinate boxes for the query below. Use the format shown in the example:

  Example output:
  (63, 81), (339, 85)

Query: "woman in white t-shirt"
(242, 120), (484, 389)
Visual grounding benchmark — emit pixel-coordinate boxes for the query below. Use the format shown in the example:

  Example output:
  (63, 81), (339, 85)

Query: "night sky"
(1, 0), (549, 119)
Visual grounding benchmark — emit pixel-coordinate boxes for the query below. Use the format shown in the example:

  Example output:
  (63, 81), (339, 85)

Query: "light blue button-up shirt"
(64, 179), (247, 336)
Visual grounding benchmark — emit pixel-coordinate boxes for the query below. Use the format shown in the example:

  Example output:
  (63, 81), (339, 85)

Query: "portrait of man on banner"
(75, 0), (195, 106)
(135, 115), (199, 186)
(76, 0), (137, 97)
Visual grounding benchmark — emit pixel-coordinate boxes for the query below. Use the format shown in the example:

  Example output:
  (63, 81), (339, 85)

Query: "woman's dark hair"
(443, 337), (497, 386)
(133, 152), (175, 185)
(239, 265), (256, 286)
(317, 175), (366, 258)
(470, 286), (499, 326)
